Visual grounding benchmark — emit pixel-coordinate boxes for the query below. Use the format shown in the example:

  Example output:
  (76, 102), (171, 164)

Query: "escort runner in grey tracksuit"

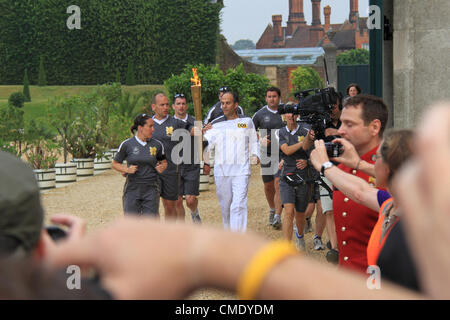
(114, 136), (166, 216)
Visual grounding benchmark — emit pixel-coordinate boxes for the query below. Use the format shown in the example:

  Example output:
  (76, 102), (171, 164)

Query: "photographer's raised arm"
(310, 140), (380, 212)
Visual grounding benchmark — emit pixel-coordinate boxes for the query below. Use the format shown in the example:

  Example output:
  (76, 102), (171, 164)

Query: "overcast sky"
(221, 0), (369, 45)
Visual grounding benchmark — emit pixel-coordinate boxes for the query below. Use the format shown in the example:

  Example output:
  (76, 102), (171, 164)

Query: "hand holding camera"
(310, 140), (333, 172)
(329, 137), (360, 168)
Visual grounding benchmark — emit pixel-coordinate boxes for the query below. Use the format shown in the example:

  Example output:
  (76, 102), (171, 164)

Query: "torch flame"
(190, 68), (201, 86)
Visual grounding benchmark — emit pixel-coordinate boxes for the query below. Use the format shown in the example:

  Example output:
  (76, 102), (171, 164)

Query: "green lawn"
(0, 85), (166, 122)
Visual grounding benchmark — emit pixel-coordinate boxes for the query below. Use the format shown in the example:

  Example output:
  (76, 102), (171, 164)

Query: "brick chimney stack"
(310, 0), (324, 45)
(311, 0), (321, 26)
(272, 15), (284, 47)
(349, 0), (359, 25)
(324, 5), (331, 32)
(287, 0), (306, 36)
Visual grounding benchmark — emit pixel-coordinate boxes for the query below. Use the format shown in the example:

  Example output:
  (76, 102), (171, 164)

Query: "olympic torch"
(190, 68), (203, 162)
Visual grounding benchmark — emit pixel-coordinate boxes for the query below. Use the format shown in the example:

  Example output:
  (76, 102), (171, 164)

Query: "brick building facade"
(256, 0), (369, 54)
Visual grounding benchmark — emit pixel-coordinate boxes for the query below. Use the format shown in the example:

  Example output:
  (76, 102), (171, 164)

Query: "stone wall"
(392, 0), (450, 128)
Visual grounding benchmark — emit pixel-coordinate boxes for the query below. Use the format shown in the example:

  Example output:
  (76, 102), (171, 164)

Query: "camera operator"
(278, 111), (315, 251)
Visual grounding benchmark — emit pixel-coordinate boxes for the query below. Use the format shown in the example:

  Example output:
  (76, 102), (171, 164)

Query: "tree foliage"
(0, 0), (222, 85)
(232, 39), (256, 50)
(0, 104), (25, 156)
(24, 119), (59, 169)
(290, 66), (324, 95)
(46, 83), (146, 159)
(336, 49), (370, 66)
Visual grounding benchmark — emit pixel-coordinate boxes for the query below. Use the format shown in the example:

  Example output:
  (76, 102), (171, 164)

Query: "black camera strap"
(316, 175), (333, 200)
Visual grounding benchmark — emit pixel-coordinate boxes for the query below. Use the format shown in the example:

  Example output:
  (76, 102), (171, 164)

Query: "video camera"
(277, 87), (344, 158)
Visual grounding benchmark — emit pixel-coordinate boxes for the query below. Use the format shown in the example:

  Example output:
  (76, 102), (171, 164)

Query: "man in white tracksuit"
(203, 91), (259, 232)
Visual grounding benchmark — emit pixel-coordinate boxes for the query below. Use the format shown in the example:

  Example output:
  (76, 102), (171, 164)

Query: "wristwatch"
(321, 161), (333, 175)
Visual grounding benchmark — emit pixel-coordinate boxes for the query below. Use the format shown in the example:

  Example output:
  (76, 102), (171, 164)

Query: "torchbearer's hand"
(310, 140), (330, 172)
(330, 138), (360, 168)
(202, 123), (212, 134)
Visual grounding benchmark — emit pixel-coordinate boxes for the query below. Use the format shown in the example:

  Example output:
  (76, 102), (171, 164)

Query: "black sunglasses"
(174, 93), (185, 99)
(219, 86), (230, 93)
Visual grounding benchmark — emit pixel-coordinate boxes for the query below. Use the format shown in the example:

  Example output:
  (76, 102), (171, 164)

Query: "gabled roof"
(327, 29), (356, 49)
(256, 24), (275, 49)
(285, 25), (318, 48)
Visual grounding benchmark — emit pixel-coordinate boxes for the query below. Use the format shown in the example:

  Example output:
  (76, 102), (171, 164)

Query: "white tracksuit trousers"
(214, 175), (250, 232)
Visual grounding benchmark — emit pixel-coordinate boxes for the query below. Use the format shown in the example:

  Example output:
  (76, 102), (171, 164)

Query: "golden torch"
(190, 68), (203, 162)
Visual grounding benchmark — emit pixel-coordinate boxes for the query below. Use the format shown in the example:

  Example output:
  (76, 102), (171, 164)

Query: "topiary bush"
(38, 56), (47, 87)
(8, 92), (25, 108)
(23, 69), (31, 102)
(126, 58), (136, 86)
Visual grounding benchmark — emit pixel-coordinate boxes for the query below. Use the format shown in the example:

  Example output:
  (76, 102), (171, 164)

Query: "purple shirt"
(377, 190), (391, 207)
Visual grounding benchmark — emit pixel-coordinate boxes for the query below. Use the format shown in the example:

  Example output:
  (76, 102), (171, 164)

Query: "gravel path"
(41, 166), (330, 299)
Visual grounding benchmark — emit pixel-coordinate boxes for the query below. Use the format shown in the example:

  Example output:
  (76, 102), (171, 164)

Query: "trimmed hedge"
(0, 0), (222, 85)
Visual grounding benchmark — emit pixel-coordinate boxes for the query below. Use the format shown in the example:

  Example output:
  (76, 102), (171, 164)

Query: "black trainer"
(326, 249), (339, 265)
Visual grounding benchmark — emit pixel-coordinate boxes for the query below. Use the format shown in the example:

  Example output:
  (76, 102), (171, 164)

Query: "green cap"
(0, 151), (44, 253)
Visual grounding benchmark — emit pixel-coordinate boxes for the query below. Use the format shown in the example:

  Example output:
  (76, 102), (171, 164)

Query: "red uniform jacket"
(333, 145), (380, 273)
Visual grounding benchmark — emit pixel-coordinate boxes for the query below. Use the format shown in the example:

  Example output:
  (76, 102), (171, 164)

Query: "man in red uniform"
(330, 95), (389, 273)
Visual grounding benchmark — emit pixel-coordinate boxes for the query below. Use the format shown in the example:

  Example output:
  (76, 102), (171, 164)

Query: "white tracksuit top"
(203, 116), (259, 177)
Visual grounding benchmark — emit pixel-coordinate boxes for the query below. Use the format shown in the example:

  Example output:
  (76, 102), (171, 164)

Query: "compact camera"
(325, 141), (344, 158)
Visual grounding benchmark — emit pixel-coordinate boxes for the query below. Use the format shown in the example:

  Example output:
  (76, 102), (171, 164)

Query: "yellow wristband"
(237, 240), (298, 300)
